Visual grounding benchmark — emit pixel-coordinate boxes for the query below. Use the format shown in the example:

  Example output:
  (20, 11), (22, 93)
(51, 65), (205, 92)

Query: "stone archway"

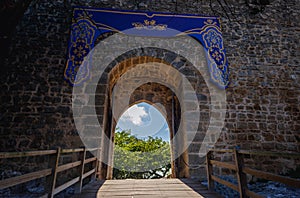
(72, 34), (226, 181)
(96, 58), (185, 179)
(94, 50), (211, 180)
(108, 83), (181, 179)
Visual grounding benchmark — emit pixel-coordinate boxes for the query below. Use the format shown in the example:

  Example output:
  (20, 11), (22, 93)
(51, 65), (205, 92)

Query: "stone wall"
(0, 0), (299, 177)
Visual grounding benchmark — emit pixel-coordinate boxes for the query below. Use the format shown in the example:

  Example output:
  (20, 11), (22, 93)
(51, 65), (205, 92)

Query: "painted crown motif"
(132, 20), (167, 31)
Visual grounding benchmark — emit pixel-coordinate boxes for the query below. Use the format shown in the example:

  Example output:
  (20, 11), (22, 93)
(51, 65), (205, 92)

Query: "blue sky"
(116, 102), (170, 142)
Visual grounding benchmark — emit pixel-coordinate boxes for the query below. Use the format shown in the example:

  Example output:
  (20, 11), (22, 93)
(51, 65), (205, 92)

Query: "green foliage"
(113, 130), (171, 179)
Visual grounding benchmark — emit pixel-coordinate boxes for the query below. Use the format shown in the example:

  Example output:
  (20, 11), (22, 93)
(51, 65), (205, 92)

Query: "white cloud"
(120, 105), (148, 126)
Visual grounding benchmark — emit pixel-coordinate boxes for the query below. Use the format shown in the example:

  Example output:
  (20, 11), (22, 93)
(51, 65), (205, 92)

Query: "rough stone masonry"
(0, 0), (299, 178)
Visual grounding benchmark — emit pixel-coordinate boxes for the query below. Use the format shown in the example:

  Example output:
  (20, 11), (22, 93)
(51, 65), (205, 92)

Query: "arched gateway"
(69, 8), (227, 180)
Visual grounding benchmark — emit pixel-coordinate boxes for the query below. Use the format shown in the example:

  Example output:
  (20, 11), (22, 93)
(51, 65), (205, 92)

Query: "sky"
(116, 102), (170, 142)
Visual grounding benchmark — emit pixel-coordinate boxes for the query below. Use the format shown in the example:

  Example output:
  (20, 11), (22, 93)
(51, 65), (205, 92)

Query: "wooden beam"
(238, 150), (300, 158)
(211, 175), (239, 192)
(245, 189), (264, 198)
(87, 148), (100, 152)
(61, 148), (84, 154)
(53, 177), (80, 195)
(56, 161), (82, 173)
(234, 148), (248, 198)
(76, 147), (87, 193)
(206, 151), (214, 191)
(91, 159), (97, 181)
(210, 160), (237, 171)
(84, 157), (97, 164)
(49, 147), (61, 198)
(243, 167), (300, 188)
(0, 169), (52, 189)
(83, 168), (96, 179)
(0, 150), (56, 159)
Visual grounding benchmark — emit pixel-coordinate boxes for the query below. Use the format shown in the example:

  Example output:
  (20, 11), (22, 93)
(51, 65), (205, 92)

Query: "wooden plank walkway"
(72, 179), (222, 198)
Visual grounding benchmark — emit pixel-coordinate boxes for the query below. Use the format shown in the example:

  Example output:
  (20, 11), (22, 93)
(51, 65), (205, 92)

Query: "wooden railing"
(0, 147), (100, 198)
(206, 148), (300, 198)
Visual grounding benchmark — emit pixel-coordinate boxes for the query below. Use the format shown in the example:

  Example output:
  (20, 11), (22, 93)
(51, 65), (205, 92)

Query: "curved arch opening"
(113, 102), (172, 179)
(94, 45), (212, 180)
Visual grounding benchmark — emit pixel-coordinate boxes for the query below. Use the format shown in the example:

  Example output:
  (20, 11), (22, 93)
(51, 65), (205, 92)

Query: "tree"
(113, 130), (171, 179)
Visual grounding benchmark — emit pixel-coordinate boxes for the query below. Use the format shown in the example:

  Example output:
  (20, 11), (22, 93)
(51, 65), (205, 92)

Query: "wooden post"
(234, 148), (248, 198)
(46, 147), (61, 198)
(75, 147), (87, 193)
(96, 148), (102, 179)
(206, 150), (214, 191)
(91, 148), (99, 181)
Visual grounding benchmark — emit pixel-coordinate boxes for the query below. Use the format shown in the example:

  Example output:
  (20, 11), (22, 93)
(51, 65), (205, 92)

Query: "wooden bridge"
(73, 179), (221, 198)
(0, 147), (299, 198)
